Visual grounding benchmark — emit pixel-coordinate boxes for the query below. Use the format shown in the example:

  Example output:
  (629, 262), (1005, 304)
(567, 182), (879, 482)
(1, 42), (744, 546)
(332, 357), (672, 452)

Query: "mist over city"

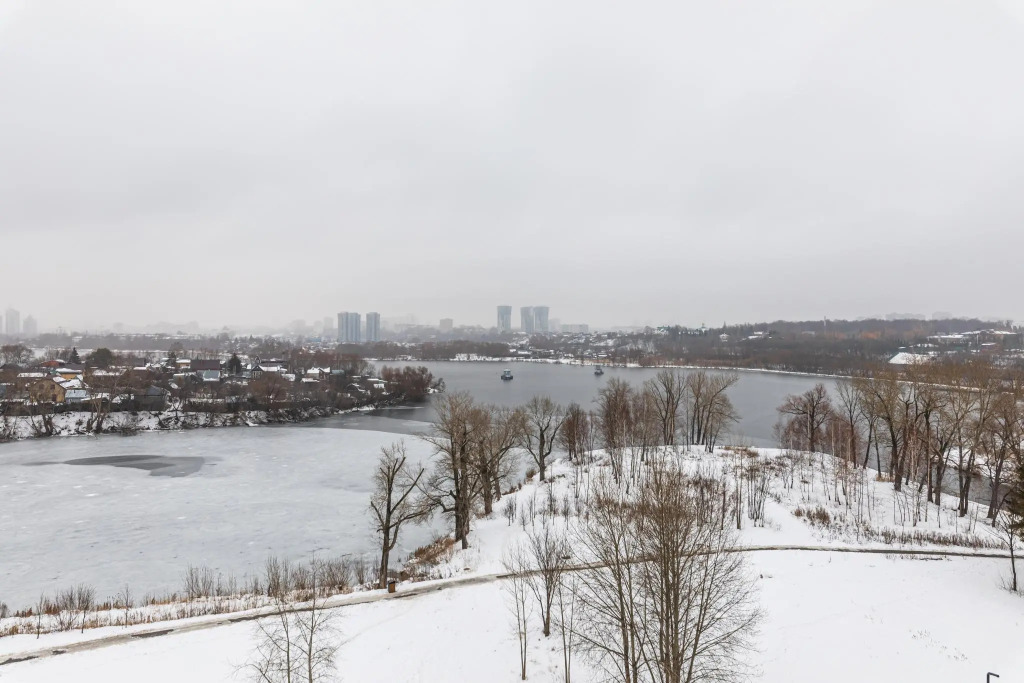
(5, 1), (1024, 331)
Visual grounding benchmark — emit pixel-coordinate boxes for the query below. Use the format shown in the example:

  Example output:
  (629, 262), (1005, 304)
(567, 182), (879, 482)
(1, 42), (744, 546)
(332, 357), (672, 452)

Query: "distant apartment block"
(533, 306), (550, 333)
(562, 323), (589, 334)
(4, 308), (20, 337)
(22, 315), (38, 338)
(338, 311), (361, 343)
(520, 306), (535, 334)
(365, 312), (381, 342)
(497, 305), (512, 332)
(440, 318), (454, 332)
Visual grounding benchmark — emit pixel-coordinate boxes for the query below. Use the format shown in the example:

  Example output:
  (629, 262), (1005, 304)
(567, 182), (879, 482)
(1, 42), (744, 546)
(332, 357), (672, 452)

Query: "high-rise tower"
(497, 305), (512, 332)
(365, 312), (381, 342)
(520, 306), (535, 334)
(338, 312), (361, 343)
(533, 306), (550, 333)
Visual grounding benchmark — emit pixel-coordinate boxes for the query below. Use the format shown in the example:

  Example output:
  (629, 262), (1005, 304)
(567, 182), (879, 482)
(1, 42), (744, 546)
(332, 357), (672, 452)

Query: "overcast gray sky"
(2, 0), (1024, 331)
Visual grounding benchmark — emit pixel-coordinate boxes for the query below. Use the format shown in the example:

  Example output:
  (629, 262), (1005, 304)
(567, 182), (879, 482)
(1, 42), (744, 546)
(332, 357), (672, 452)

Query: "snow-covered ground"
(3, 552), (1020, 682)
(2, 447), (1021, 681)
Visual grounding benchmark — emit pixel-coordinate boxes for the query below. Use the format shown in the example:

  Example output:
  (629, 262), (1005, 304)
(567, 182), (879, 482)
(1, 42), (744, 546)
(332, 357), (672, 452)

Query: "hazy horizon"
(4, 1), (1024, 330)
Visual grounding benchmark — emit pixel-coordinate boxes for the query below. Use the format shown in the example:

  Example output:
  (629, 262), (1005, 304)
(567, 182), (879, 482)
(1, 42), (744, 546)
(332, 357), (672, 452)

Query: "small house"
(28, 377), (66, 404)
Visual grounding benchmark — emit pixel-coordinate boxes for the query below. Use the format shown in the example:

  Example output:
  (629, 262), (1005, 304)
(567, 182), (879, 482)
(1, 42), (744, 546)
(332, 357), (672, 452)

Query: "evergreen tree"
(227, 353), (243, 376)
(88, 348), (115, 369)
(69, 347), (81, 364)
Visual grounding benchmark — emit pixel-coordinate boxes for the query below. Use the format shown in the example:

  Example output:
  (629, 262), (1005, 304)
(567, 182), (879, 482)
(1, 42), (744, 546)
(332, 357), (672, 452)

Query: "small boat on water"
(594, 365), (604, 376)
(501, 369), (514, 381)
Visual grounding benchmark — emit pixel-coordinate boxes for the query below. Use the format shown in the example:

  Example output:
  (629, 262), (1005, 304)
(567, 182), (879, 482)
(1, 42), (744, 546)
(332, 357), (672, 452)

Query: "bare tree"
(75, 583), (95, 634)
(559, 402), (589, 462)
(35, 593), (46, 639)
(573, 473), (646, 683)
(247, 560), (339, 683)
(777, 383), (833, 454)
(420, 392), (488, 549)
(520, 395), (566, 482)
(369, 441), (429, 588)
(476, 406), (524, 514)
(859, 368), (914, 490)
(524, 517), (571, 637)
(636, 466), (760, 683)
(117, 584), (134, 628)
(985, 386), (1021, 519)
(1002, 444), (1024, 591)
(248, 593), (298, 683)
(597, 379), (634, 480)
(996, 511), (1019, 592)
(292, 565), (340, 683)
(647, 369), (687, 446)
(575, 465), (760, 683)
(685, 371), (740, 452)
(502, 544), (535, 681)
(556, 573), (580, 683)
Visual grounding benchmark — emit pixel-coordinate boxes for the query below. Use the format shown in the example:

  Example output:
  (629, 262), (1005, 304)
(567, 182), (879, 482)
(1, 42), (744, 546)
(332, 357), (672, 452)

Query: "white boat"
(501, 369), (514, 381)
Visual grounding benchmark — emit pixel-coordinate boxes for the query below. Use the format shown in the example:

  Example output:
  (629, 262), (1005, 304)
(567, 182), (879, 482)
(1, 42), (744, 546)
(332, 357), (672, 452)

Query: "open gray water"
(314, 361), (835, 447)
(29, 455), (207, 477)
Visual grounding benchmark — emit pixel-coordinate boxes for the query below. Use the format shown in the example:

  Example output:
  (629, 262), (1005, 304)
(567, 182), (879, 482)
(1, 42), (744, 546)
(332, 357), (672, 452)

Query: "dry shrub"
(793, 504), (832, 527)
(403, 536), (456, 580)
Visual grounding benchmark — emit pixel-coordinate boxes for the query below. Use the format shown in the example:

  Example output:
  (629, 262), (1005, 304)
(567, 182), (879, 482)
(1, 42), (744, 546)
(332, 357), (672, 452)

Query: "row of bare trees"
(775, 360), (1024, 522)
(408, 371), (742, 554)
(389, 371), (741, 562)
(596, 370), (740, 453)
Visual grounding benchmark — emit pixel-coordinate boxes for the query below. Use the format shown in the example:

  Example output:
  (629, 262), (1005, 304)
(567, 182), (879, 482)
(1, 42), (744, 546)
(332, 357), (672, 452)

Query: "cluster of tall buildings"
(337, 311), (381, 343)
(497, 305), (550, 334)
(1, 308), (38, 339)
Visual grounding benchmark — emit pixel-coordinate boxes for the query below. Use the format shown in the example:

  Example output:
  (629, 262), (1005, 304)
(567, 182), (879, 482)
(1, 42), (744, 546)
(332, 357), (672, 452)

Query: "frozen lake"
(0, 363), (832, 609)
(0, 427), (441, 609)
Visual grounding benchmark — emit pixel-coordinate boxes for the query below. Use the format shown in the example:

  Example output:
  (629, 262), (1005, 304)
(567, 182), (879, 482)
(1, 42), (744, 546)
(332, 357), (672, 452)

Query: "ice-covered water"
(0, 426), (441, 609)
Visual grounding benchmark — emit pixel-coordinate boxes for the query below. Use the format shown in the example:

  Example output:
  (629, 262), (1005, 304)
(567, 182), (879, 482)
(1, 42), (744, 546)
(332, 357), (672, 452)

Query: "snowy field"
(0, 425), (440, 609)
(2, 552), (1020, 682)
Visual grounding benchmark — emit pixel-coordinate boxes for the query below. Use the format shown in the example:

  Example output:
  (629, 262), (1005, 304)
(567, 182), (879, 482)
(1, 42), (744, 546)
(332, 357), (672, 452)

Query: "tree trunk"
(379, 526), (391, 589)
(1010, 539), (1018, 593)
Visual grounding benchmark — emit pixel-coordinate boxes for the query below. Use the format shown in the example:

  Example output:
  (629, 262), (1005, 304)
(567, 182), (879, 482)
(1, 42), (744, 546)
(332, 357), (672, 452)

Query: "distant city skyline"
(0, 304), (1018, 339)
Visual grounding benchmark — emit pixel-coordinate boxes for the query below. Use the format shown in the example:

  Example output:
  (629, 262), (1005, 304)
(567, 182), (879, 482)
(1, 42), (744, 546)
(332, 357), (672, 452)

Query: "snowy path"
(1, 544), (1013, 668)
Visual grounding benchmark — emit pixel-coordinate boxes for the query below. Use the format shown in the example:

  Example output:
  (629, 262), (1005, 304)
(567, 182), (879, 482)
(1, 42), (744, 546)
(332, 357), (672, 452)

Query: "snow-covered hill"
(3, 447), (1022, 682)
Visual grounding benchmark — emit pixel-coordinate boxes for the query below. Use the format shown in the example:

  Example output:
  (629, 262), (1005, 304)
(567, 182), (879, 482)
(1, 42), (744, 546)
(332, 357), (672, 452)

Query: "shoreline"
(397, 356), (849, 380)
(0, 405), (356, 446)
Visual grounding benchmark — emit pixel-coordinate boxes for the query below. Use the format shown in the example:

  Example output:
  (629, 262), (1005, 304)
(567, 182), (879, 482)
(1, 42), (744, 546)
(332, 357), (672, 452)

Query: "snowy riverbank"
(3, 446), (1020, 681)
(0, 405), (349, 444)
